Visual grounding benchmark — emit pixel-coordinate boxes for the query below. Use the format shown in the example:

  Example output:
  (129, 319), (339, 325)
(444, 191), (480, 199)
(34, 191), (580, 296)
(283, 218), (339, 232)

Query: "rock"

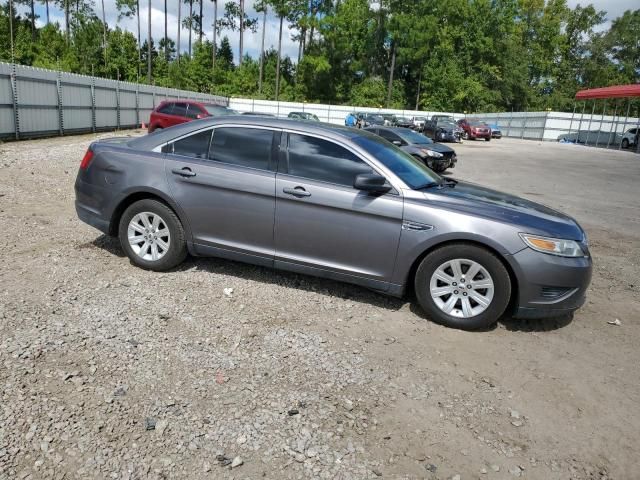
(288, 409), (300, 416)
(480, 467), (488, 474)
(236, 435), (247, 444)
(306, 446), (319, 458)
(510, 410), (520, 419)
(607, 319), (622, 326)
(216, 455), (232, 467)
(343, 399), (354, 411)
(509, 466), (522, 476)
(425, 463), (437, 473)
(144, 418), (156, 431)
(113, 386), (127, 397)
(490, 464), (500, 472)
(511, 420), (523, 427)
(372, 468), (383, 477)
(223, 288), (234, 297)
(155, 420), (168, 435)
(203, 462), (211, 472)
(451, 475), (461, 480)
(230, 456), (243, 468)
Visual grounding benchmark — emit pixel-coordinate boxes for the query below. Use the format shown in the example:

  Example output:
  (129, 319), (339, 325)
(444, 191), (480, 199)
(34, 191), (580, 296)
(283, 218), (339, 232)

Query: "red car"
(457, 118), (492, 141)
(148, 100), (235, 132)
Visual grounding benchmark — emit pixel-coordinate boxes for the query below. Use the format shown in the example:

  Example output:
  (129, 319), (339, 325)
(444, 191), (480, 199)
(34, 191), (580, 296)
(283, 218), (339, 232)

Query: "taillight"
(80, 149), (94, 170)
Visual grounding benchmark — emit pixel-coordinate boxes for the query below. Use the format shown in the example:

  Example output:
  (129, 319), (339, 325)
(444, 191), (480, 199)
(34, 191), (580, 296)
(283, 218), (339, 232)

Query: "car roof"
(128, 116), (367, 151)
(160, 99), (227, 106)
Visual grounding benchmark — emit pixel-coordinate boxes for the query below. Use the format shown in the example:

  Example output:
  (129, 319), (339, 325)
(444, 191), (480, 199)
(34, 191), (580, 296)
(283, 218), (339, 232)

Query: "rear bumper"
(491, 132), (502, 138)
(508, 247), (592, 319)
(76, 201), (110, 234)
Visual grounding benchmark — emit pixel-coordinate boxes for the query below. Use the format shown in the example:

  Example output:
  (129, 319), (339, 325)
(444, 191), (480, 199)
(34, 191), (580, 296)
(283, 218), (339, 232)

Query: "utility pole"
(147, 0), (152, 82)
(258, 6), (266, 94)
(211, 0), (217, 71)
(239, 0), (244, 65)
(386, 41), (396, 107)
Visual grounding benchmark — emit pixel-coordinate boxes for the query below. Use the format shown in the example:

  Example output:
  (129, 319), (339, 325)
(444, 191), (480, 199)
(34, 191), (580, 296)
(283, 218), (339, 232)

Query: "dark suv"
(148, 101), (234, 132)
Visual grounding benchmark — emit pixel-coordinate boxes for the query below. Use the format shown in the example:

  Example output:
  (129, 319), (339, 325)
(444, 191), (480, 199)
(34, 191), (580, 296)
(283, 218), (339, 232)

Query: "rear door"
(164, 125), (279, 265)
(168, 102), (189, 126)
(274, 132), (403, 290)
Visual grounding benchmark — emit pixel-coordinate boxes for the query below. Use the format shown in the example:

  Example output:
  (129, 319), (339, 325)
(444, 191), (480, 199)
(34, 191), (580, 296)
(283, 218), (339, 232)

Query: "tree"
(115, 0), (140, 79)
(147, 0), (151, 81)
(255, 0), (267, 93)
(218, 0), (257, 65)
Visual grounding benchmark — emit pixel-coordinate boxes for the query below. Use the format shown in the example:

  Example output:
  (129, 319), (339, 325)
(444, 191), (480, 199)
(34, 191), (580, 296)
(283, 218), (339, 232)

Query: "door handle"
(171, 167), (196, 177)
(283, 186), (311, 198)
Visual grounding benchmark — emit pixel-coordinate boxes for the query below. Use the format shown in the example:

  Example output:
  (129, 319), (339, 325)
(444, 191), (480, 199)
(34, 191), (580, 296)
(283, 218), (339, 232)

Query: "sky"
(16, 0), (301, 62)
(12, 0), (639, 62)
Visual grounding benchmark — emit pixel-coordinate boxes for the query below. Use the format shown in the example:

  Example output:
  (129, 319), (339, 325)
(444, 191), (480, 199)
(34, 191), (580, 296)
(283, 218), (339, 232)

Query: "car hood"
(423, 180), (584, 240)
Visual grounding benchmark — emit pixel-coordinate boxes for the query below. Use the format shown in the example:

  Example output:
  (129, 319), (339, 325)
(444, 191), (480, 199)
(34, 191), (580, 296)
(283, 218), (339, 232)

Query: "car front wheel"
(622, 138), (629, 149)
(415, 243), (511, 330)
(119, 199), (187, 271)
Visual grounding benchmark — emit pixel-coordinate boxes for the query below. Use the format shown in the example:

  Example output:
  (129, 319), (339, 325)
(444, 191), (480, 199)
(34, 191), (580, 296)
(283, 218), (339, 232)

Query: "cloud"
(24, 0), (301, 62)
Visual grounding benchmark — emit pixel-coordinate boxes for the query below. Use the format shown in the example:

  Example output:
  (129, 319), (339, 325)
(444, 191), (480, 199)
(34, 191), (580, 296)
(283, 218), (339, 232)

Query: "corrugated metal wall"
(0, 62), (228, 140)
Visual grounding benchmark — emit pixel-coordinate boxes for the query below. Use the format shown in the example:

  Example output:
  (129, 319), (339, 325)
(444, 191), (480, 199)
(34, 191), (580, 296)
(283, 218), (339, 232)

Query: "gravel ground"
(0, 132), (639, 480)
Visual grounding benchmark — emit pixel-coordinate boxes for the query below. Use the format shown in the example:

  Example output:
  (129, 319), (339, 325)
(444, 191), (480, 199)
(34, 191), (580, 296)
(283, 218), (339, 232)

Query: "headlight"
(421, 149), (443, 158)
(519, 233), (586, 257)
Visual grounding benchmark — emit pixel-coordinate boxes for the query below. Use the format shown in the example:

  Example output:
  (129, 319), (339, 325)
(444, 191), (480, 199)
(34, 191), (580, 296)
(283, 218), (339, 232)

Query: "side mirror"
(354, 173), (392, 194)
(196, 113), (208, 119)
(392, 140), (402, 146)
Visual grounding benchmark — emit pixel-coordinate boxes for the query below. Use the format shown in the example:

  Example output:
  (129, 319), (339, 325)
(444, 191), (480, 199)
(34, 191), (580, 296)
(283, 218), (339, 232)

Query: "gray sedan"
(75, 117), (592, 330)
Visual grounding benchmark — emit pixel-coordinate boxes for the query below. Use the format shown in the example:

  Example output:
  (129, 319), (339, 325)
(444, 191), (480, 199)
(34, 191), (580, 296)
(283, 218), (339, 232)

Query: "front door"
(274, 132), (403, 290)
(164, 126), (279, 265)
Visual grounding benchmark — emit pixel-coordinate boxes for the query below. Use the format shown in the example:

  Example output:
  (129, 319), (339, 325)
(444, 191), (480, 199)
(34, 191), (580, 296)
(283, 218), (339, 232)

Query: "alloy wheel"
(429, 258), (495, 318)
(127, 212), (171, 261)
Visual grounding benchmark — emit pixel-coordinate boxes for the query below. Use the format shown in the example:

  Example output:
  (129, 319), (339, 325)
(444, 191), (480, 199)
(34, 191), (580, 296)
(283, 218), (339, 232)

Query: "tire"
(434, 166), (447, 174)
(622, 138), (629, 149)
(486, 137), (491, 142)
(462, 131), (469, 140)
(414, 243), (511, 330)
(118, 199), (187, 271)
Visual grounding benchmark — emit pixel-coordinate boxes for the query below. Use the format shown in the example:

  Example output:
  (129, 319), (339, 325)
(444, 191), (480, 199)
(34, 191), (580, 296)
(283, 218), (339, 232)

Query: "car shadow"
(87, 234), (126, 257)
(87, 234), (575, 332)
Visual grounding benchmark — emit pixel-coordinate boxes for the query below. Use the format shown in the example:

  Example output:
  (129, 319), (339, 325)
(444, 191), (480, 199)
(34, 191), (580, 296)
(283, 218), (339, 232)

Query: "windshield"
(395, 129), (434, 145)
(353, 134), (440, 189)
(415, 117), (426, 121)
(302, 113), (319, 120)
(204, 104), (235, 116)
(368, 115), (384, 121)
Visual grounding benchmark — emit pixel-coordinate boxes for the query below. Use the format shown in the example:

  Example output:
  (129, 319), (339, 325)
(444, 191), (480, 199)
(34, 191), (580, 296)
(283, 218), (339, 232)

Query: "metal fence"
(0, 62), (228, 140)
(1, 61), (638, 153)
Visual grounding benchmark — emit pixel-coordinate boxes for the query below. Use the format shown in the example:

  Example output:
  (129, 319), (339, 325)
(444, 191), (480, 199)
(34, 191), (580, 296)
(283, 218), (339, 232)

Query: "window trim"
(280, 131), (399, 195)
(160, 125), (281, 173)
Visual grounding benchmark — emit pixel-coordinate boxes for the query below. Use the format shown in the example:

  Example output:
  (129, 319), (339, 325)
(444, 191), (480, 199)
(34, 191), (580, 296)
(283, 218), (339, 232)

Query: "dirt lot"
(0, 132), (638, 480)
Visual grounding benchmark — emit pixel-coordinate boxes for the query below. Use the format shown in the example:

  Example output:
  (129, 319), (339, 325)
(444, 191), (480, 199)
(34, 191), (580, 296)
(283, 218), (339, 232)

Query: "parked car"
(411, 116), (428, 132)
(148, 101), (235, 132)
(395, 116), (413, 128)
(457, 119), (492, 141)
(288, 112), (320, 121)
(489, 124), (502, 139)
(423, 115), (463, 142)
(356, 113), (385, 128)
(621, 127), (638, 149)
(76, 116), (592, 330)
(381, 114), (397, 126)
(365, 126), (456, 173)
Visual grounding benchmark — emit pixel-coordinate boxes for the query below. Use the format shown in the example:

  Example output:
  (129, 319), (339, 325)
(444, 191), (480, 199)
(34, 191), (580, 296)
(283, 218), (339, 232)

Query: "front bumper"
(491, 131), (502, 138)
(508, 247), (592, 319)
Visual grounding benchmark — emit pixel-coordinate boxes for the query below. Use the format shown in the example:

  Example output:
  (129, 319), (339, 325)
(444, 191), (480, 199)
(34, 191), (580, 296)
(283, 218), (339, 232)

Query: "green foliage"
(0, 1), (639, 111)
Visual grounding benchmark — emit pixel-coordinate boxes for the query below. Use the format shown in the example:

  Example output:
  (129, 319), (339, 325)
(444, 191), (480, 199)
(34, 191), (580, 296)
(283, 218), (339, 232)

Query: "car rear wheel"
(118, 199), (187, 271)
(622, 138), (629, 149)
(486, 137), (491, 142)
(415, 244), (511, 330)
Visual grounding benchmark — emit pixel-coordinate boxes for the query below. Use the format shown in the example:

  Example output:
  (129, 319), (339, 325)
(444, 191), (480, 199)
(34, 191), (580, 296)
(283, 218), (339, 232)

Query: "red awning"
(575, 84), (640, 100)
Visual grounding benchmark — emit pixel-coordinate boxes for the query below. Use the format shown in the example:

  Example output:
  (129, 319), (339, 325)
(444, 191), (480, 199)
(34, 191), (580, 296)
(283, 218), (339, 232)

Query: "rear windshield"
(395, 129), (434, 145)
(203, 104), (235, 116)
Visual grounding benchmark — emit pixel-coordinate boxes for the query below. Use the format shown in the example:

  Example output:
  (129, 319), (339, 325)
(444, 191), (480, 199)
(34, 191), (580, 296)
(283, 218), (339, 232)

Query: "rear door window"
(186, 104), (203, 119)
(377, 129), (402, 144)
(286, 134), (374, 187)
(163, 129), (212, 158)
(172, 103), (188, 117)
(157, 103), (174, 114)
(208, 127), (274, 171)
